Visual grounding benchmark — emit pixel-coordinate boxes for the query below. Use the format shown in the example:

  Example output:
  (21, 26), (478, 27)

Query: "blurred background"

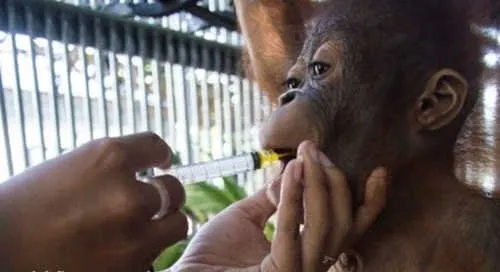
(0, 0), (276, 188)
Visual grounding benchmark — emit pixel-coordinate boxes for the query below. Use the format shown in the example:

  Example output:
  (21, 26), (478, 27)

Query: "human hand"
(267, 142), (390, 262)
(170, 141), (387, 272)
(0, 132), (188, 272)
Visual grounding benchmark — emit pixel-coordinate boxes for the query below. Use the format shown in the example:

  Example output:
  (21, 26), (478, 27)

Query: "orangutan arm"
(234, 0), (315, 101)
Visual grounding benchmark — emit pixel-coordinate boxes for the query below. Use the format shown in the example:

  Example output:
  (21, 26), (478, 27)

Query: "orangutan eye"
(310, 61), (331, 77)
(284, 77), (301, 89)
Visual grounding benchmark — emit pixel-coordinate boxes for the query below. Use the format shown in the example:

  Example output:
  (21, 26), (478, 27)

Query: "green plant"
(153, 240), (190, 270)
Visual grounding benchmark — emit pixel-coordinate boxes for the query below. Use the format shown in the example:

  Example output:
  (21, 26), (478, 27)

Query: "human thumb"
(232, 186), (277, 228)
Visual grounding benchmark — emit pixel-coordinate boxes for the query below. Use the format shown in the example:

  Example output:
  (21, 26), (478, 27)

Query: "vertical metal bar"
(109, 23), (122, 136)
(236, 31), (253, 189)
(212, 50), (224, 159)
(45, 11), (62, 156)
(200, 6), (215, 160)
(232, 73), (242, 155)
(222, 50), (233, 156)
(252, 82), (262, 142)
(207, 0), (218, 42)
(79, 15), (94, 140)
(242, 79), (252, 151)
(94, 17), (109, 137)
(207, 0), (223, 159)
(125, 26), (137, 134)
(232, 72), (244, 184)
(200, 43), (211, 160)
(220, 3), (233, 157)
(8, 2), (29, 168)
(176, 38), (193, 164)
(0, 68), (13, 176)
(263, 93), (272, 123)
(138, 29), (150, 131)
(165, 33), (176, 148)
(26, 5), (47, 161)
(152, 31), (164, 138)
(188, 41), (200, 162)
(173, 9), (191, 164)
(242, 78), (254, 191)
(62, 14), (77, 149)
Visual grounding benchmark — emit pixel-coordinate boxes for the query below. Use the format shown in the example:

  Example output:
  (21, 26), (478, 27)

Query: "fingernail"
(297, 142), (306, 160)
(318, 151), (335, 168)
(307, 144), (320, 163)
(294, 160), (303, 180)
(308, 145), (320, 162)
(296, 143), (304, 165)
(296, 153), (304, 163)
(297, 141), (318, 162)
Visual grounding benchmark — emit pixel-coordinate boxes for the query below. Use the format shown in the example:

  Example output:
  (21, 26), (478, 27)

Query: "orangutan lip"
(274, 149), (296, 161)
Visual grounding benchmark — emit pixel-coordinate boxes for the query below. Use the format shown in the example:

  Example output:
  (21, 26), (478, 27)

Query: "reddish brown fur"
(235, 1), (315, 100)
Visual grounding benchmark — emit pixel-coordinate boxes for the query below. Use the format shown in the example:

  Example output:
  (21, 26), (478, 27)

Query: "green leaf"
(181, 206), (204, 223)
(263, 222), (276, 241)
(184, 182), (234, 219)
(153, 239), (189, 270)
(222, 176), (247, 202)
(171, 151), (182, 166)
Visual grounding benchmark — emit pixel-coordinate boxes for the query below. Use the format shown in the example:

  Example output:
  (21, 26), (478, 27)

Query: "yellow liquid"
(257, 150), (293, 168)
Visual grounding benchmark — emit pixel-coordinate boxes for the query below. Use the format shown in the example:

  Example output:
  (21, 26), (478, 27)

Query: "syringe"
(153, 150), (293, 184)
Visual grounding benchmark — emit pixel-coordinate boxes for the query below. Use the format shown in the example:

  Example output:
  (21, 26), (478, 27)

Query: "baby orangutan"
(236, 0), (500, 271)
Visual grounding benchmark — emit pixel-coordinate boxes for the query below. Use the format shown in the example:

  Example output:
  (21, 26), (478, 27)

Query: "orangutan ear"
(415, 69), (468, 130)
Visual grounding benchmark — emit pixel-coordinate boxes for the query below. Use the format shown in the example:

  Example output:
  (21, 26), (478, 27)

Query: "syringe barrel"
(155, 153), (258, 183)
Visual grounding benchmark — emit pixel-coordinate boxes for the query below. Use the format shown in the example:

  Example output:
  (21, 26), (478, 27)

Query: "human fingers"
(298, 141), (330, 271)
(265, 161), (285, 207)
(92, 132), (173, 173)
(141, 211), (189, 255)
(266, 177), (305, 225)
(261, 159), (303, 272)
(230, 161), (283, 227)
(121, 211), (188, 272)
(317, 150), (353, 271)
(132, 175), (185, 221)
(232, 186), (277, 228)
(266, 176), (282, 207)
(351, 167), (388, 239)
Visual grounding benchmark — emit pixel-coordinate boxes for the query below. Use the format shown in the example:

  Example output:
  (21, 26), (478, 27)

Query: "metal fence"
(0, 0), (276, 192)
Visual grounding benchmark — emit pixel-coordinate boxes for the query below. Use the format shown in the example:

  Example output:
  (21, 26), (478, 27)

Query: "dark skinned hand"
(0, 132), (188, 272)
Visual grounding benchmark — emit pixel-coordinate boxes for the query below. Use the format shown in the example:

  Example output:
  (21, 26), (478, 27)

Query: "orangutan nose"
(279, 89), (303, 106)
